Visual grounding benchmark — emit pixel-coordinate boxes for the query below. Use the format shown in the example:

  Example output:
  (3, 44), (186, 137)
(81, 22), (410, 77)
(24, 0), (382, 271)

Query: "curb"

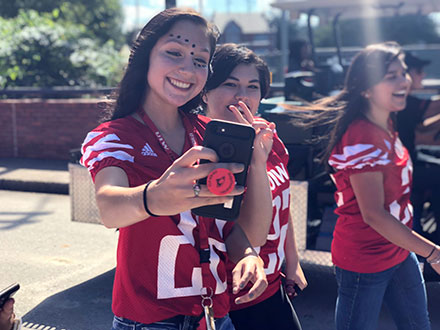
(0, 179), (69, 195)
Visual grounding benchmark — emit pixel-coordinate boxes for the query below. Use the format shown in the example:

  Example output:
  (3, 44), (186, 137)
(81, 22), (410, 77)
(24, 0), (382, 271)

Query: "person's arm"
(225, 224), (268, 305)
(284, 214), (308, 293)
(350, 170), (440, 274)
(230, 101), (275, 246)
(422, 99), (440, 128)
(94, 146), (245, 228)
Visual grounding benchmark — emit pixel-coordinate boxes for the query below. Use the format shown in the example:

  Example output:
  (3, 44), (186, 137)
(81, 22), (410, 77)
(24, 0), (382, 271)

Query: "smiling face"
(204, 64), (261, 122)
(145, 20), (211, 110)
(366, 57), (412, 114)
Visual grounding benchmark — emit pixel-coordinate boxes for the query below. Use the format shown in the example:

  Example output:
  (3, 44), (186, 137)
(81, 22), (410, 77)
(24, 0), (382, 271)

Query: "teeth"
(228, 105), (245, 113)
(393, 90), (406, 96)
(169, 78), (190, 89)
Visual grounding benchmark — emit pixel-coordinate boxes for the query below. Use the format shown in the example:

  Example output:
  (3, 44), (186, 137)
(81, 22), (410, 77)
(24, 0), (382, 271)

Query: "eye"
(249, 84), (260, 90)
(384, 73), (397, 80)
(166, 50), (181, 57)
(223, 82), (237, 87)
(194, 58), (207, 65)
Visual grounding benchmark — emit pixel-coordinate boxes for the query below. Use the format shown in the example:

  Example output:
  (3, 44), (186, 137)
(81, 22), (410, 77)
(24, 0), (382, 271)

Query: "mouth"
(227, 103), (249, 115)
(168, 77), (192, 90)
(392, 90), (407, 98)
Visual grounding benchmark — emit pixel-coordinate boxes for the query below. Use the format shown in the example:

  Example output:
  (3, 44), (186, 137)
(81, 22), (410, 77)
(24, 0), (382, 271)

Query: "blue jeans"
(335, 252), (431, 330)
(111, 314), (235, 330)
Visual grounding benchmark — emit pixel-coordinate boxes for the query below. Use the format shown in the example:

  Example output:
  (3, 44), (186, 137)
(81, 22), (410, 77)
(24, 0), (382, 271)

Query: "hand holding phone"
(192, 119), (255, 221)
(0, 283), (19, 309)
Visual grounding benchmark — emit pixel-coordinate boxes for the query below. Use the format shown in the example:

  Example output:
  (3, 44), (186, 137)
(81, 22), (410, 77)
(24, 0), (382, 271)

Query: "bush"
(0, 10), (124, 88)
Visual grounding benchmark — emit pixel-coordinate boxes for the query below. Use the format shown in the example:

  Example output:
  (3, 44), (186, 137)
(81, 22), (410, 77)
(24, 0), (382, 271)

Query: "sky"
(121, 0), (277, 31)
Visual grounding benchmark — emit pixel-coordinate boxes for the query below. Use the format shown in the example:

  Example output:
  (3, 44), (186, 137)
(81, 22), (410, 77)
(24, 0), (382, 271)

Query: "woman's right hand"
(146, 145), (245, 216)
(427, 245), (440, 275)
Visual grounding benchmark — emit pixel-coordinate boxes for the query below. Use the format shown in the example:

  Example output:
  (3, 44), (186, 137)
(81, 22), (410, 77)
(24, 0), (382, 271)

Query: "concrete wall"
(0, 99), (104, 160)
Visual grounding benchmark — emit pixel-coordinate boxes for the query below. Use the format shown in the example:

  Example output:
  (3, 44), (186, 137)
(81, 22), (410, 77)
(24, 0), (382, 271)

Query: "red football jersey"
(227, 117), (291, 310)
(329, 119), (413, 273)
(80, 112), (234, 324)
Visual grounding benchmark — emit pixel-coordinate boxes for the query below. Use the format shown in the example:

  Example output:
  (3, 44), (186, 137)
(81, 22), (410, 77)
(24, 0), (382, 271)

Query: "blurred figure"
(285, 39), (316, 101)
(0, 299), (14, 330)
(396, 52), (440, 243)
(288, 39), (314, 72)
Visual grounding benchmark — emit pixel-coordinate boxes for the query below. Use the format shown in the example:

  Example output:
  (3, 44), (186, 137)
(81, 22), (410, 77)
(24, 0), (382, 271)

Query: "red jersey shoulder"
(80, 117), (146, 176)
(329, 119), (393, 172)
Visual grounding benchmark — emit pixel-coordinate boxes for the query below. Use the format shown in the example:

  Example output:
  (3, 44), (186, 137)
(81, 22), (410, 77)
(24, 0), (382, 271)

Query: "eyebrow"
(228, 76), (260, 84)
(165, 39), (210, 53)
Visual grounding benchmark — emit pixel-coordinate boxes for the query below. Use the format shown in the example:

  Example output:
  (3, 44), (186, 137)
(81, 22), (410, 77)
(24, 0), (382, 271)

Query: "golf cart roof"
(271, 0), (439, 19)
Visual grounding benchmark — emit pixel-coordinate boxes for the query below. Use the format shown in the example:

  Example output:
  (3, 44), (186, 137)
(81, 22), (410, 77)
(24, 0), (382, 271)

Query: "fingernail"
(239, 283), (245, 289)
(249, 292), (254, 299)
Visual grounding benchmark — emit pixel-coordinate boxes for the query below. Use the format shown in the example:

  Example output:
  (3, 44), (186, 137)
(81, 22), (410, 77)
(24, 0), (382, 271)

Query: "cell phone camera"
(218, 142), (235, 159)
(216, 126), (226, 134)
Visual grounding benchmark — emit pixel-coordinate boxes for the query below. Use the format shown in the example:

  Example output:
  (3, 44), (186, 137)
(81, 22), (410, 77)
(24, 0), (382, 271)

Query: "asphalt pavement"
(0, 157), (439, 330)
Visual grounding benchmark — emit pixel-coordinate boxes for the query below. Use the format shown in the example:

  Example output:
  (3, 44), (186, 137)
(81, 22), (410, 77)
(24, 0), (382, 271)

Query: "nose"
(235, 86), (249, 103)
(402, 73), (412, 88)
(178, 56), (196, 75)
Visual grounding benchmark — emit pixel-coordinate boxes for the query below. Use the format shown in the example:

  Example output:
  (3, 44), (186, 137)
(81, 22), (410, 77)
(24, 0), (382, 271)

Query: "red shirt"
(329, 119), (413, 273)
(80, 112), (233, 323)
(227, 117), (291, 310)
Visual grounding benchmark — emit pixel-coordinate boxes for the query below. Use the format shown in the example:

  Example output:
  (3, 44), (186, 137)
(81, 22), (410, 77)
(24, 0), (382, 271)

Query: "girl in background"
(305, 42), (440, 330)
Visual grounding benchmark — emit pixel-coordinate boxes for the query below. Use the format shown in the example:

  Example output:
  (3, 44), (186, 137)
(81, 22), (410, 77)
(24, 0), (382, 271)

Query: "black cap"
(404, 51), (431, 70)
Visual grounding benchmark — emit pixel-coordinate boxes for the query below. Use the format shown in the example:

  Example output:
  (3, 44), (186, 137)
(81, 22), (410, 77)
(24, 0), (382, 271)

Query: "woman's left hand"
(229, 101), (275, 164)
(231, 254), (268, 305)
(284, 262), (308, 299)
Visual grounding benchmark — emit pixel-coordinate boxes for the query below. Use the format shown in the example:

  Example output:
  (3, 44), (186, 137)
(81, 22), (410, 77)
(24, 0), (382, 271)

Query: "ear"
(362, 90), (371, 99)
(202, 93), (208, 104)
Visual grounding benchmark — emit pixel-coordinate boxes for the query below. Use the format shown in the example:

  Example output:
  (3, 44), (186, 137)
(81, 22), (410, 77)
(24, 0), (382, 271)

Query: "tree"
(0, 10), (124, 88)
(0, 0), (124, 48)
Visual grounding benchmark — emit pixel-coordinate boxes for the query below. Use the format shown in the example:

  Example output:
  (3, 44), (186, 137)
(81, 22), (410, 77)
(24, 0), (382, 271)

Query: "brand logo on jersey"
(268, 163), (289, 190)
(141, 143), (158, 157)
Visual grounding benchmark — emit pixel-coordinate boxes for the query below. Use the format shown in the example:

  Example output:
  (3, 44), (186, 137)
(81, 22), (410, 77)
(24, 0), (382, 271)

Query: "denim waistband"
(160, 313), (204, 326)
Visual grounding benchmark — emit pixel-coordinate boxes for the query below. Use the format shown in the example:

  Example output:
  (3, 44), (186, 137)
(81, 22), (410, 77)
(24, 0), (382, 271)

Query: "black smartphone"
(0, 283), (20, 308)
(192, 119), (255, 221)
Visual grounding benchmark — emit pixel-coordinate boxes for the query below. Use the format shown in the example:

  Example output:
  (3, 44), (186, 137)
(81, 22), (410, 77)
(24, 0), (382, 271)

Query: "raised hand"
(228, 100), (275, 164)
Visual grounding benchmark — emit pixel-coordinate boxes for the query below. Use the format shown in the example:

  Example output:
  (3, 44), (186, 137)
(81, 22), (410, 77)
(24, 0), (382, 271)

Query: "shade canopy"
(271, 0), (439, 19)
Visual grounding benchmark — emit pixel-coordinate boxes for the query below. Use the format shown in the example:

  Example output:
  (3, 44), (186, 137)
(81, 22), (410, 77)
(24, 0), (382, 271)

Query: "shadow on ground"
(23, 269), (115, 330)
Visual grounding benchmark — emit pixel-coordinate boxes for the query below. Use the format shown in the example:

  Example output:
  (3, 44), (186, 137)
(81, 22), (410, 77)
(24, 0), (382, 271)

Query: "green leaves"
(0, 9), (124, 88)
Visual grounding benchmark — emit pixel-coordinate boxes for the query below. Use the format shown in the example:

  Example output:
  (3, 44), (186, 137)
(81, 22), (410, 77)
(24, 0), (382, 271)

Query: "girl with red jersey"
(307, 42), (440, 330)
(203, 43), (307, 330)
(80, 9), (272, 330)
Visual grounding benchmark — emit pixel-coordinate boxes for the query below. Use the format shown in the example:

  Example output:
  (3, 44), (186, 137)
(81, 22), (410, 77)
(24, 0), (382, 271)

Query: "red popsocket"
(207, 168), (235, 195)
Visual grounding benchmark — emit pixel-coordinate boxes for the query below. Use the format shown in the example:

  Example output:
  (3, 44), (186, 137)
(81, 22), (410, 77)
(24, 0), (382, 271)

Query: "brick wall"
(0, 99), (104, 160)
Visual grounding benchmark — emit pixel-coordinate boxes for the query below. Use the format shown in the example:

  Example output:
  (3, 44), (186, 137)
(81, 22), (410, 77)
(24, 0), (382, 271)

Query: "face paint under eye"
(193, 62), (207, 68)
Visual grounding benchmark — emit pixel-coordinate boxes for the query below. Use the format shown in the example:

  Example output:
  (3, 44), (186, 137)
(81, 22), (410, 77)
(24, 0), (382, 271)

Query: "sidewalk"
(0, 157), (69, 194)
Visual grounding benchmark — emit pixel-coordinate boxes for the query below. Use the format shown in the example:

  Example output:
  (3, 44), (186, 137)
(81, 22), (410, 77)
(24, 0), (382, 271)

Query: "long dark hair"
(204, 43), (271, 100)
(299, 42), (404, 165)
(103, 8), (219, 121)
